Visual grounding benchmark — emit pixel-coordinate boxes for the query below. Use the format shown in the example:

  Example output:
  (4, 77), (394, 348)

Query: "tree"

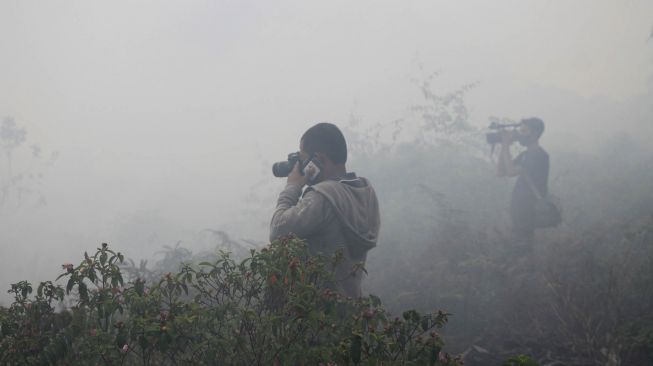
(0, 116), (57, 211)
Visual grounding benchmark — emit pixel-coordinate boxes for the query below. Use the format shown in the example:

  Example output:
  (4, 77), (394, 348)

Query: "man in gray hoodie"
(269, 122), (380, 298)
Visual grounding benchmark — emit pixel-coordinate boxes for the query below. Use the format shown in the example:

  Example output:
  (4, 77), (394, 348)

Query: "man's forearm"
(275, 184), (303, 211)
(497, 145), (510, 176)
(497, 150), (505, 176)
(269, 184), (303, 241)
(499, 145), (520, 177)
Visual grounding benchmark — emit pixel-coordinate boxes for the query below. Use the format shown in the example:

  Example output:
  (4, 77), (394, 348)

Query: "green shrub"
(0, 237), (462, 365)
(501, 354), (540, 366)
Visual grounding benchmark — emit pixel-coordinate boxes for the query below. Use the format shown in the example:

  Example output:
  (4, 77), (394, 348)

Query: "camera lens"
(272, 161), (293, 177)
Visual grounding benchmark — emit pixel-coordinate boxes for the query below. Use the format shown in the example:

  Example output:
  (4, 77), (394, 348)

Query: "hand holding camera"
(272, 152), (322, 187)
(286, 162), (308, 187)
(486, 122), (520, 146)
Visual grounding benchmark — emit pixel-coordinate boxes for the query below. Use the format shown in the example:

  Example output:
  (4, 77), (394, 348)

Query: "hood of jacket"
(308, 173), (380, 255)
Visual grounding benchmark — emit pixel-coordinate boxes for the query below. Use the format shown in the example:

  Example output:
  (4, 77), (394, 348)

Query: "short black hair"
(521, 117), (545, 139)
(301, 122), (347, 164)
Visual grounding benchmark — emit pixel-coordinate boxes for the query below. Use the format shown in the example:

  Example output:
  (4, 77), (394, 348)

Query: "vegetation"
(0, 116), (57, 212)
(0, 238), (463, 365)
(343, 74), (653, 365)
(2, 74), (652, 365)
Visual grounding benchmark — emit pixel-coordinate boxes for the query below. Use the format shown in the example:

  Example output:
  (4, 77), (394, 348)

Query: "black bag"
(525, 174), (562, 228)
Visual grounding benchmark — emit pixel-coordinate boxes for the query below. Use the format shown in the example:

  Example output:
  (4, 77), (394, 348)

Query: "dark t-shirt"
(510, 147), (549, 234)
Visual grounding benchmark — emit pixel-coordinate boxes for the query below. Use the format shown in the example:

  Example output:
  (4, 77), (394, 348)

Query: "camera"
(272, 152), (301, 177)
(486, 122), (520, 145)
(272, 152), (323, 181)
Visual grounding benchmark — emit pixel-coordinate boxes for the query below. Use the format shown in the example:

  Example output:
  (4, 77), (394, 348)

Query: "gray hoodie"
(269, 173), (380, 298)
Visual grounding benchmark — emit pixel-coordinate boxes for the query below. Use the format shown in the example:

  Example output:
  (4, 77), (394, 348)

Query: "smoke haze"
(1, 0), (652, 310)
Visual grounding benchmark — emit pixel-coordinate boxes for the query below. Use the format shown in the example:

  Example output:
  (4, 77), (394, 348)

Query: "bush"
(341, 81), (653, 364)
(501, 355), (539, 366)
(0, 237), (463, 366)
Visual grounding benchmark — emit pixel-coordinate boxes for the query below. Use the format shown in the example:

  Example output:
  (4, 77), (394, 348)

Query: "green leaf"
(79, 282), (88, 303)
(350, 334), (362, 364)
(501, 355), (540, 366)
(37, 283), (44, 297)
(66, 278), (75, 294)
(115, 332), (127, 348)
(139, 335), (148, 350)
(88, 269), (96, 282)
(403, 310), (420, 323)
(369, 294), (382, 307)
(421, 316), (430, 331)
(135, 279), (144, 296)
(430, 344), (441, 366)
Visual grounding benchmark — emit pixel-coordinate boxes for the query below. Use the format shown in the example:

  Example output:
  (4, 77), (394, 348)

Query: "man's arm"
(269, 185), (333, 242)
(269, 162), (334, 242)
(497, 132), (521, 177)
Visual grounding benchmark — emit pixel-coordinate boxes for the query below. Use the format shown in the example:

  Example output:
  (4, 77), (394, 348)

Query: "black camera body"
(272, 152), (323, 182)
(272, 152), (301, 177)
(485, 122), (520, 145)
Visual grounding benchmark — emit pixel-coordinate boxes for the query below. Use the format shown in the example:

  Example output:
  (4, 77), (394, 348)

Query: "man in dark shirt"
(497, 118), (549, 241)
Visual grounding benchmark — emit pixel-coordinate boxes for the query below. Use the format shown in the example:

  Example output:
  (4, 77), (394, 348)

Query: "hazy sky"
(0, 1), (652, 301)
